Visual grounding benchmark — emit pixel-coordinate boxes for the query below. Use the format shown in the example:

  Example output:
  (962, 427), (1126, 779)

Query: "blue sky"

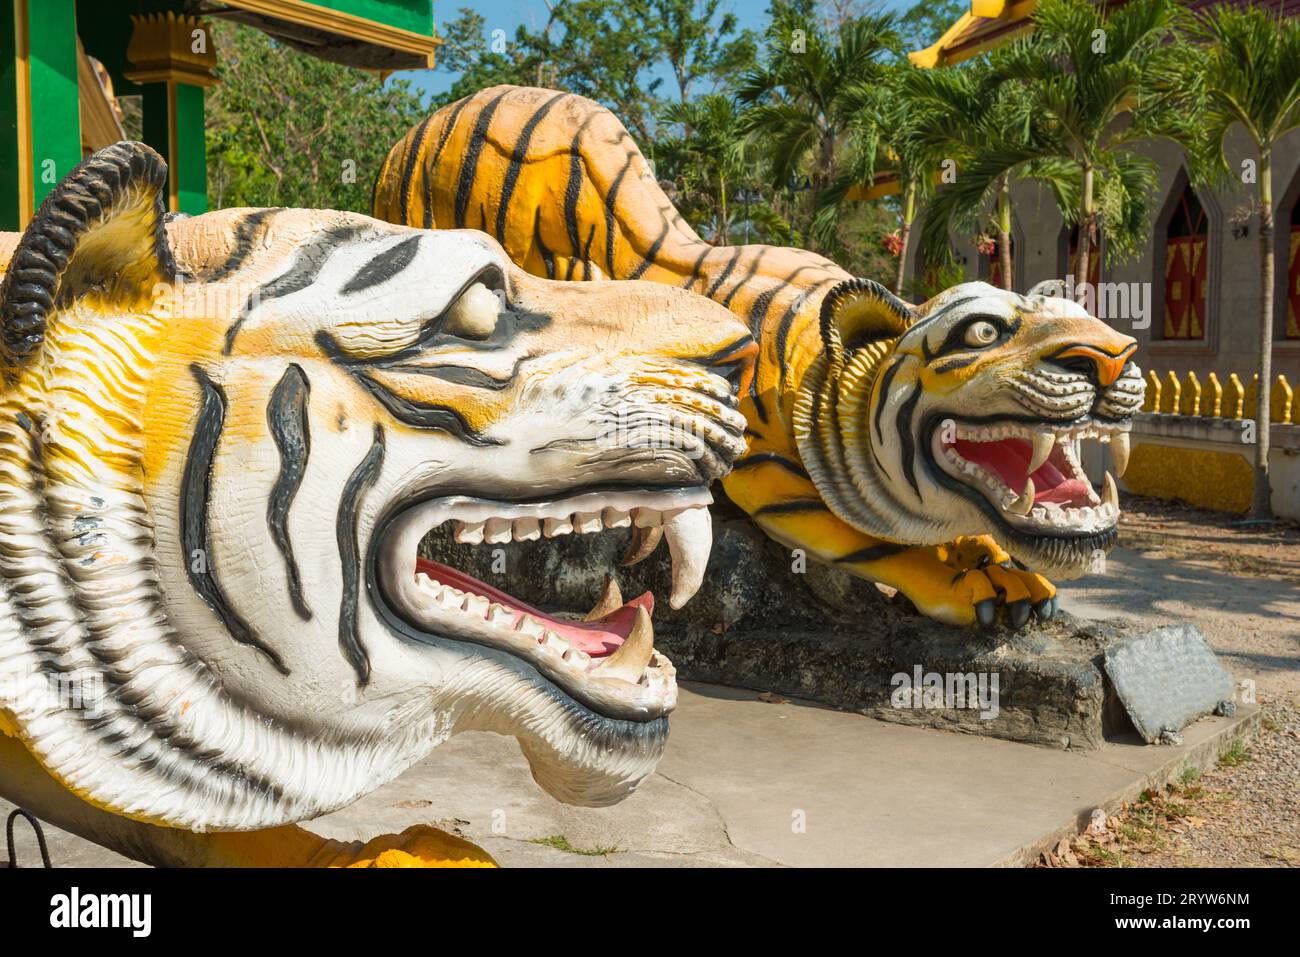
(407, 0), (919, 102)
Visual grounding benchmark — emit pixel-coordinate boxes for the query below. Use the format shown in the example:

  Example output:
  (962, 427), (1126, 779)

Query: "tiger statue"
(373, 85), (1146, 629)
(0, 142), (753, 867)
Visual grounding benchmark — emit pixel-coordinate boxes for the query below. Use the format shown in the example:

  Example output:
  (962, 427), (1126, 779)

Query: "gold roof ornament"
(124, 11), (219, 88)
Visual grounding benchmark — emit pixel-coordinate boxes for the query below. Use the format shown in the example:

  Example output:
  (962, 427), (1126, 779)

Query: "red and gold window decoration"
(1163, 184), (1208, 340)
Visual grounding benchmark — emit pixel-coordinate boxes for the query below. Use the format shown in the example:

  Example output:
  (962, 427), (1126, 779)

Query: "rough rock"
(420, 495), (1157, 749)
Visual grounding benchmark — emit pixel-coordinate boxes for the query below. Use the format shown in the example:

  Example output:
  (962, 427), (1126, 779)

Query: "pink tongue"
(414, 557), (651, 657)
(951, 437), (1092, 507)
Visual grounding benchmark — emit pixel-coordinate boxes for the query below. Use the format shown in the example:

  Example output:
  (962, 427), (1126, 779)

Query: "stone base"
(420, 494), (1217, 750)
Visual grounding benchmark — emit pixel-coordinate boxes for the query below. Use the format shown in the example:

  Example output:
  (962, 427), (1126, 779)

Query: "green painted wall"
(27, 0), (81, 209)
(310, 0), (432, 35)
(0, 0), (80, 230)
(175, 82), (206, 215)
(0, 1), (19, 231)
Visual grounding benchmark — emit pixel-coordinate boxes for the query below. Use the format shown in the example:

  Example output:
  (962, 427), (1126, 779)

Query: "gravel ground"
(1044, 496), (1300, 868)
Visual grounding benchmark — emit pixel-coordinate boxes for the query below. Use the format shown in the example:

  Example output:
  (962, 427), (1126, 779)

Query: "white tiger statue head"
(0, 143), (754, 833)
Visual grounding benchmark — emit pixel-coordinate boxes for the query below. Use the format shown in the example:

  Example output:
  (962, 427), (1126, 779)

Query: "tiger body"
(375, 86), (1148, 627)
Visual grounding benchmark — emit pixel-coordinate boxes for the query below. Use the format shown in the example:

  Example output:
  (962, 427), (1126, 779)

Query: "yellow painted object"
(1273, 375), (1294, 425)
(1181, 371), (1201, 417)
(1161, 370), (1181, 414)
(1122, 367), (1297, 513)
(1122, 442), (1254, 513)
(1206, 372), (1223, 418)
(373, 86), (1158, 628)
(1227, 373), (1245, 419)
(1144, 370), (1160, 412)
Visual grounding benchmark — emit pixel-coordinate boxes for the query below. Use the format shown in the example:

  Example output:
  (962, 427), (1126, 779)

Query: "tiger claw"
(1033, 596), (1056, 621)
(1005, 599), (1031, 630)
(975, 599), (997, 628)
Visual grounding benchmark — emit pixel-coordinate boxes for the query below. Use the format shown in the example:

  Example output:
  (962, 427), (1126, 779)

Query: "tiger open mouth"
(930, 418), (1131, 536)
(374, 487), (712, 722)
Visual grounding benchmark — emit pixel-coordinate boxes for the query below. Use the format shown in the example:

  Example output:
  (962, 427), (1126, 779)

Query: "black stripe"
(181, 365), (288, 674)
(895, 382), (923, 497)
(682, 245), (711, 290)
(387, 359), (521, 391)
(398, 115), (433, 224)
(627, 220), (670, 280)
(873, 357), (902, 442)
(776, 281), (834, 394)
(354, 373), (503, 446)
(266, 364), (313, 621)
(913, 296), (980, 353)
(454, 90), (509, 228)
(704, 247), (744, 299)
(747, 285), (779, 337)
(563, 132), (585, 279)
(341, 234), (421, 295)
(697, 334), (755, 366)
(733, 452), (810, 479)
(336, 425), (385, 685)
(534, 207), (555, 279)
(754, 498), (828, 516)
(580, 223), (596, 280)
(201, 209), (279, 282)
(604, 154), (635, 277)
(496, 92), (567, 243)
(932, 354), (982, 374)
(224, 223), (367, 354)
(721, 250), (766, 308)
(423, 96), (473, 228)
(835, 541), (907, 565)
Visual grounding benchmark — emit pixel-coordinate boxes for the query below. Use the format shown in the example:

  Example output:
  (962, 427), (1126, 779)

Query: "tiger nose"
(1047, 338), (1137, 387)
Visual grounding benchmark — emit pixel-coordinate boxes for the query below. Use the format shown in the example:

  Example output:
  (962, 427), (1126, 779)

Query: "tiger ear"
(1026, 278), (1067, 299)
(0, 141), (174, 369)
(818, 278), (914, 363)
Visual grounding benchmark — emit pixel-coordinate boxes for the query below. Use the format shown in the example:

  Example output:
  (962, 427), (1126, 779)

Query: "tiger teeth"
(377, 488), (710, 718)
(1006, 478), (1035, 515)
(1111, 432), (1130, 477)
(512, 517), (541, 541)
(662, 505), (712, 609)
(454, 521), (485, 544)
(937, 420), (1128, 534)
(542, 516), (573, 538)
(1028, 432), (1055, 474)
(1103, 470), (1119, 509)
(574, 511), (603, 534)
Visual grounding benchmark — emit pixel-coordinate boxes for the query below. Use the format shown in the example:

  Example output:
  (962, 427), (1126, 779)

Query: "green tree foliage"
(204, 21), (428, 212)
(987, 0), (1186, 283)
(1168, 6), (1300, 518)
(433, 1), (755, 142)
(736, 2), (899, 254)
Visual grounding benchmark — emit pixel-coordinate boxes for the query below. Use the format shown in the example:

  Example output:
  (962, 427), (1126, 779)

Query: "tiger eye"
(965, 320), (999, 347)
(443, 282), (500, 338)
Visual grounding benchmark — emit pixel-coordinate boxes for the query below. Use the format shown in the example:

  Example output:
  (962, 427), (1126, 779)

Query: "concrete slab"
(1, 682), (1256, 868)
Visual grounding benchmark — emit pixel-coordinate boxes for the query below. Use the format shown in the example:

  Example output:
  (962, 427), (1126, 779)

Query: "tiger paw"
(907, 537), (1057, 630)
(333, 825), (498, 868)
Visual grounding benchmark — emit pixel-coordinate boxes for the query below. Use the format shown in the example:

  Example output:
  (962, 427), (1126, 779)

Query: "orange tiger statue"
(373, 86), (1145, 629)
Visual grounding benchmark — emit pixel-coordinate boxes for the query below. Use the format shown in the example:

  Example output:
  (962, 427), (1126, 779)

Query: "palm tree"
(657, 95), (753, 244)
(896, 58), (1060, 293)
(736, 6), (899, 252)
(989, 0), (1184, 289)
(1173, 6), (1300, 519)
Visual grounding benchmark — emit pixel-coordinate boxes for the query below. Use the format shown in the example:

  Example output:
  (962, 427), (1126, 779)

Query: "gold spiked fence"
(1140, 370), (1294, 425)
